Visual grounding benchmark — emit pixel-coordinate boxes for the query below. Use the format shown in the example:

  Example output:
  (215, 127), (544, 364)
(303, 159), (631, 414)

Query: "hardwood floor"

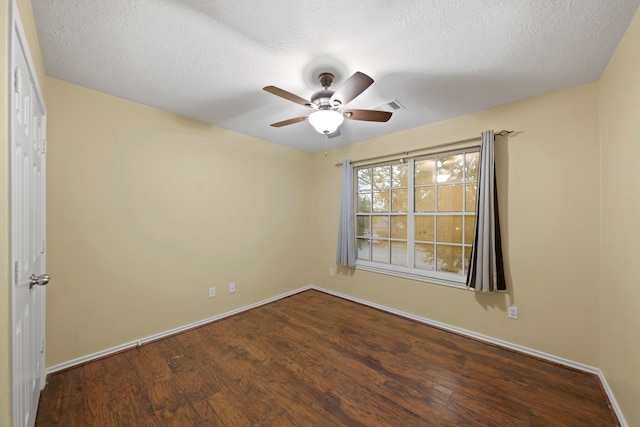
(36, 290), (618, 426)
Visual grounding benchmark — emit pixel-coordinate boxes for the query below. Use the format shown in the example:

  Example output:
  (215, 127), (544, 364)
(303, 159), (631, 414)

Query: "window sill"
(355, 260), (468, 290)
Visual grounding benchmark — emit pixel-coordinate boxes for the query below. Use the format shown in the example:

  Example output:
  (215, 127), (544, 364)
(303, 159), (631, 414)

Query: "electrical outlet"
(328, 268), (335, 276)
(508, 306), (518, 319)
(209, 287), (216, 298)
(229, 282), (236, 294)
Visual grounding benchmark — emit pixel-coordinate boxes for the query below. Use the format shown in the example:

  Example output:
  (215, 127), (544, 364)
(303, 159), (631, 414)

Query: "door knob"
(29, 273), (50, 289)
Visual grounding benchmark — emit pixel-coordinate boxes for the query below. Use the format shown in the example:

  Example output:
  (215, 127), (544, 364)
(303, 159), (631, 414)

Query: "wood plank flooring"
(35, 290), (618, 426)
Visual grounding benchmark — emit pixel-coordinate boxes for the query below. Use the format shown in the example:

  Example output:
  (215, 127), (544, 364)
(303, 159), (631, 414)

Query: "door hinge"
(14, 66), (21, 94)
(41, 239), (46, 254)
(14, 261), (19, 286)
(42, 139), (47, 154)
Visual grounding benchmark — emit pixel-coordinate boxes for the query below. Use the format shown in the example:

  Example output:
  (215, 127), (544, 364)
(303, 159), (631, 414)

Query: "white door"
(10, 6), (48, 427)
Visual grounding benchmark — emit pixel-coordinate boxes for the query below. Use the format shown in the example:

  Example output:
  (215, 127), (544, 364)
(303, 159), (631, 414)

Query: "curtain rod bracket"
(495, 130), (517, 138)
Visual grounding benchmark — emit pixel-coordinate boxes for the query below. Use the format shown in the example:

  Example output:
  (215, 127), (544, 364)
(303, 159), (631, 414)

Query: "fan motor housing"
(310, 89), (335, 109)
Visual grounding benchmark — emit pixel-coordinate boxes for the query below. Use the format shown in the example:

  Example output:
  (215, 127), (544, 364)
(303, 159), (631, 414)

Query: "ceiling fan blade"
(343, 109), (392, 122)
(328, 128), (341, 138)
(270, 116), (309, 127)
(330, 72), (374, 106)
(263, 86), (311, 108)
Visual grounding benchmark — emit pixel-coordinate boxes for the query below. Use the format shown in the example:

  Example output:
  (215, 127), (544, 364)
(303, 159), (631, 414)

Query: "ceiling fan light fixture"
(308, 110), (344, 134)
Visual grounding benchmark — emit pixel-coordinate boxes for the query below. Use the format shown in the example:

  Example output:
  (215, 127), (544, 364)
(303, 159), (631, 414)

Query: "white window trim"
(355, 259), (468, 289)
(354, 145), (480, 290)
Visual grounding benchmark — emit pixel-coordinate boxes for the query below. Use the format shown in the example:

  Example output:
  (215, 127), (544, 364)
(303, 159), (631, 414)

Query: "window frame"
(353, 146), (480, 289)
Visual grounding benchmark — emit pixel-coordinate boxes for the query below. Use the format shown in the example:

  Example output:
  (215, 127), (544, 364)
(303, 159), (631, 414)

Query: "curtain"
(336, 160), (356, 267)
(467, 130), (506, 292)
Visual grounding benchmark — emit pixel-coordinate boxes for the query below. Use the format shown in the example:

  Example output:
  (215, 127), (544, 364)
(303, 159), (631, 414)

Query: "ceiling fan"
(263, 71), (392, 137)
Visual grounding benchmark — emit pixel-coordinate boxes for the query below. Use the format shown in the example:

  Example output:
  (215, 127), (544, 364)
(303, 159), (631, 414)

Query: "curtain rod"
(334, 130), (515, 167)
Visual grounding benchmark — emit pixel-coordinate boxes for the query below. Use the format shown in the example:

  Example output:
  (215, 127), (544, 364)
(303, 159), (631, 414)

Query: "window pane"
(437, 154), (464, 183)
(357, 192), (372, 212)
(357, 168), (372, 191)
(373, 166), (391, 189)
(466, 152), (479, 181)
(391, 189), (408, 212)
(436, 244), (464, 274)
(391, 241), (407, 266)
(415, 215), (434, 241)
(357, 216), (371, 237)
(415, 159), (435, 185)
(354, 153), (479, 280)
(391, 216), (407, 239)
(436, 215), (462, 243)
(464, 246), (472, 273)
(437, 184), (463, 212)
(415, 187), (435, 212)
(392, 163), (408, 187)
(357, 239), (370, 260)
(465, 183), (477, 212)
(372, 190), (390, 212)
(372, 240), (389, 263)
(372, 216), (389, 239)
(415, 243), (434, 270)
(464, 215), (475, 245)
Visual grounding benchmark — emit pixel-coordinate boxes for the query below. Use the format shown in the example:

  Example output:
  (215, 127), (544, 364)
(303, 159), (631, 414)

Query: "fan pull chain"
(324, 133), (328, 157)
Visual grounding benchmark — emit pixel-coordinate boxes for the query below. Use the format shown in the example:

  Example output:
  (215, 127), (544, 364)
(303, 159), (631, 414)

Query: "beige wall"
(311, 83), (601, 366)
(599, 7), (640, 426)
(45, 77), (312, 366)
(1, 1), (46, 425)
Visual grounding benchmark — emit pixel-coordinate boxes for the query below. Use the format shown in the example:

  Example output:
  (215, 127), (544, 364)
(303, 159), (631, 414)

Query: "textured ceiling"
(33, 0), (640, 152)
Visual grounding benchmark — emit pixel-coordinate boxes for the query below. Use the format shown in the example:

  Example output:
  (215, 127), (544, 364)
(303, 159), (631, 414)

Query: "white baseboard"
(46, 284), (626, 426)
(597, 371), (628, 427)
(46, 286), (313, 375)
(309, 285), (627, 427)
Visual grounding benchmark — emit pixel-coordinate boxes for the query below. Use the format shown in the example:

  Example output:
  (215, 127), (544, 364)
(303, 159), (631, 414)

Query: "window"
(355, 148), (479, 287)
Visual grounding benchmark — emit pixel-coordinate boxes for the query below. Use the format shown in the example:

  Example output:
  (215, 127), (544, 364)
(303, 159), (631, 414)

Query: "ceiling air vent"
(376, 99), (405, 112)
